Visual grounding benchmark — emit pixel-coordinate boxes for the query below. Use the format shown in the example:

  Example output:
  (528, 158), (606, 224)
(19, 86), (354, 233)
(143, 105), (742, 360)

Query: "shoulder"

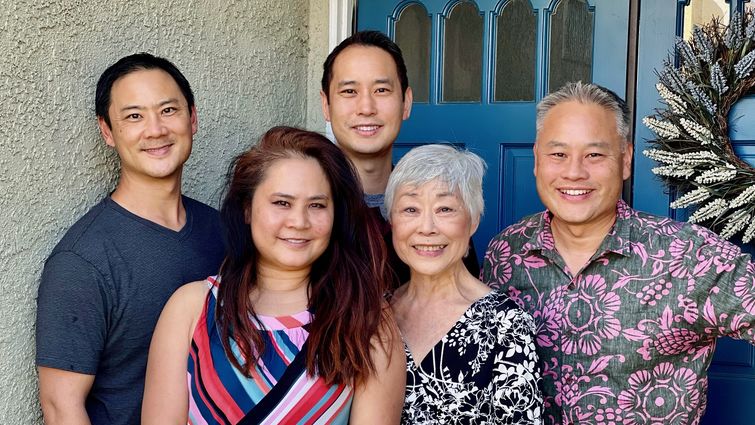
(627, 208), (744, 254)
(160, 279), (213, 331)
(182, 195), (220, 218)
(488, 211), (545, 248)
(168, 279), (212, 310)
(48, 198), (114, 256)
(477, 291), (536, 332)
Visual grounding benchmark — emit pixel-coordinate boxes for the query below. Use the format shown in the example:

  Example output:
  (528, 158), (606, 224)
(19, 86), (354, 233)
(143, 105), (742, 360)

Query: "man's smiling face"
(534, 100), (632, 233)
(321, 45), (412, 160)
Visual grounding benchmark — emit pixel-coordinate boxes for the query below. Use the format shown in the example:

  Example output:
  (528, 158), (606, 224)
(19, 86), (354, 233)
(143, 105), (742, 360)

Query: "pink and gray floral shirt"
(481, 200), (755, 425)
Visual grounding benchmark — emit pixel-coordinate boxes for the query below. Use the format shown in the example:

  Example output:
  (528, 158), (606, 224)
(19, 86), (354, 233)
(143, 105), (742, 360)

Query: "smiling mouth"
(281, 238), (309, 245)
(559, 189), (592, 196)
(413, 244), (447, 252)
(353, 125), (381, 135)
(142, 144), (173, 154)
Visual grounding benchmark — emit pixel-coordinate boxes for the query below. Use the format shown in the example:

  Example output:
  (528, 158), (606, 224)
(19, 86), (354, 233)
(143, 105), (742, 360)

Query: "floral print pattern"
(482, 201), (755, 425)
(401, 291), (543, 424)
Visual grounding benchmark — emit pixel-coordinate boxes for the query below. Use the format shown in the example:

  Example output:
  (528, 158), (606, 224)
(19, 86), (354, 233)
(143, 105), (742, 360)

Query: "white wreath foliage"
(644, 12), (755, 242)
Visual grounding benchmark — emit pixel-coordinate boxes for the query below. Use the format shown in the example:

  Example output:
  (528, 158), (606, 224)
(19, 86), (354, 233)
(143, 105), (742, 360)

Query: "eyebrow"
(543, 140), (611, 149)
(271, 193), (330, 201)
(336, 78), (394, 88)
(118, 98), (181, 113)
(397, 191), (456, 199)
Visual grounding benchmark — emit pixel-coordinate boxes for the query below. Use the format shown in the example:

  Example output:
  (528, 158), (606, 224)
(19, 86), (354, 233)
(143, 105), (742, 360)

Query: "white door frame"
(328, 0), (356, 50)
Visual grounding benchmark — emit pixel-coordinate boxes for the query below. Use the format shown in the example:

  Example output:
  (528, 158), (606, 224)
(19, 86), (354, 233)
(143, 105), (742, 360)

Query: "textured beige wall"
(0, 0), (315, 422)
(306, 0), (329, 132)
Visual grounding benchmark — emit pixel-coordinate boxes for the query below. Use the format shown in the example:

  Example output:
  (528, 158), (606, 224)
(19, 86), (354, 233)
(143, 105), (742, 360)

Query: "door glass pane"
(443, 1), (483, 102)
(396, 4), (431, 103)
(495, 0), (536, 101)
(548, 0), (594, 93)
(683, 0), (729, 40)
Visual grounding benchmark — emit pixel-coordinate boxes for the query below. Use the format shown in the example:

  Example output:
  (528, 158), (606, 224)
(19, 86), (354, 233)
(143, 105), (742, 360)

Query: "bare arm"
(349, 317), (407, 424)
(142, 281), (208, 425)
(38, 367), (94, 425)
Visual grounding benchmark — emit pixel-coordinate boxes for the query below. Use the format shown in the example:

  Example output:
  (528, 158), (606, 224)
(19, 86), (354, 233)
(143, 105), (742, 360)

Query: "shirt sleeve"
(692, 239), (755, 344)
(35, 250), (109, 374)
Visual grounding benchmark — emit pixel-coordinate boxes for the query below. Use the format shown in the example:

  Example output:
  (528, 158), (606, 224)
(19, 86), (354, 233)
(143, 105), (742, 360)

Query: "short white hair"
(384, 144), (486, 221)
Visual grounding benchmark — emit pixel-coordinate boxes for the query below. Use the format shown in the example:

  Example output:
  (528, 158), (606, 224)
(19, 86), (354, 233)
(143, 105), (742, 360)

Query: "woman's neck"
(251, 263), (311, 316)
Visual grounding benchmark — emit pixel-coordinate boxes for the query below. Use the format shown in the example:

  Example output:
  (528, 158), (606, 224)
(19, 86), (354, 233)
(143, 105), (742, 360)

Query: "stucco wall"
(0, 1), (313, 422)
(306, 0), (329, 131)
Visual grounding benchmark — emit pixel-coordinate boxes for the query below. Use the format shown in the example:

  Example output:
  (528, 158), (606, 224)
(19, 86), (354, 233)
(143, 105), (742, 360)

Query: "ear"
(622, 141), (633, 181)
(190, 105), (198, 135)
(470, 214), (480, 235)
(402, 87), (413, 120)
(98, 116), (116, 148)
(532, 142), (539, 177)
(320, 90), (331, 122)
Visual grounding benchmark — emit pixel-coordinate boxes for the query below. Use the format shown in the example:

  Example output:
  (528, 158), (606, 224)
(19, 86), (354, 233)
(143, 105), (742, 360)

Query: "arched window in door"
(494, 0), (537, 101)
(548, 0), (594, 93)
(442, 1), (483, 102)
(395, 3), (431, 102)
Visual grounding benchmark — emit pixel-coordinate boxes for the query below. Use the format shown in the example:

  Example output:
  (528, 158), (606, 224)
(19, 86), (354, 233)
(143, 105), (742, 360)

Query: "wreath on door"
(643, 12), (755, 242)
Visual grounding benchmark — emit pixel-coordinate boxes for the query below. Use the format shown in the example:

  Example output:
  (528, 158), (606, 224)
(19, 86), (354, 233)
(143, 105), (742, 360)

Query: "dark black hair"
(95, 53), (194, 127)
(321, 30), (409, 101)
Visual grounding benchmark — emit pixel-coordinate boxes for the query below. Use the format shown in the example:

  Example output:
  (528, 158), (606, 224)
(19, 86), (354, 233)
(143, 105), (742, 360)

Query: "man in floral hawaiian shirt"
(482, 81), (755, 425)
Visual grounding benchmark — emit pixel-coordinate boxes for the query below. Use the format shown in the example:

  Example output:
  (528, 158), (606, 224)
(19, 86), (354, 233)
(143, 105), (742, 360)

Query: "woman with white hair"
(385, 144), (542, 424)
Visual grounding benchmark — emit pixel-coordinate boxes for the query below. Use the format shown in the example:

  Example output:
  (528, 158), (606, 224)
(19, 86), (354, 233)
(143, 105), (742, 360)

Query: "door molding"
(329, 0), (357, 50)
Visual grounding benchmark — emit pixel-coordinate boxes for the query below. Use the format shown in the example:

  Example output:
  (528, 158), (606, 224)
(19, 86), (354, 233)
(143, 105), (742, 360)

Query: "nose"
(563, 156), (589, 180)
(417, 210), (437, 236)
(286, 205), (311, 229)
(356, 92), (377, 116)
(144, 113), (169, 138)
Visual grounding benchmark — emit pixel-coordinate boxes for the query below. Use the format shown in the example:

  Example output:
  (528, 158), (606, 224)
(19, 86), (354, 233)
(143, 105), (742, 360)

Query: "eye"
(273, 200), (290, 207)
(309, 202), (327, 209)
(586, 152), (603, 158)
(438, 206), (454, 213)
(549, 152), (566, 158)
(126, 113), (141, 120)
(375, 87), (390, 94)
(402, 207), (417, 214)
(162, 106), (177, 115)
(340, 88), (356, 96)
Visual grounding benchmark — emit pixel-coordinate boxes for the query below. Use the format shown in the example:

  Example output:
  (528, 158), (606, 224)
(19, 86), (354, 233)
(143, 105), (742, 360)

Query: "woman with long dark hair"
(143, 126), (405, 424)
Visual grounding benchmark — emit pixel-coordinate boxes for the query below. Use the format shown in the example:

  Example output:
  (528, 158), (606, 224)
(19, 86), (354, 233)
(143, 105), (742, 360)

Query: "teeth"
(355, 125), (378, 131)
(561, 189), (591, 196)
(414, 245), (446, 252)
(284, 239), (307, 243)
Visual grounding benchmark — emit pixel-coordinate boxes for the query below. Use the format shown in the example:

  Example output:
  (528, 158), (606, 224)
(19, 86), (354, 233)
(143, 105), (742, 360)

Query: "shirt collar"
(525, 199), (634, 258)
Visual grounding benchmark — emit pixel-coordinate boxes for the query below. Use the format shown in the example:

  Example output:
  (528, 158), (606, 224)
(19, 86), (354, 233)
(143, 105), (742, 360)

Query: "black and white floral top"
(401, 290), (543, 424)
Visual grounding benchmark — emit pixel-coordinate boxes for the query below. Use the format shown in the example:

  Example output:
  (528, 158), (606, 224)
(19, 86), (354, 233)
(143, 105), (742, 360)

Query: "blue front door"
(359, 0), (754, 423)
(358, 0), (630, 255)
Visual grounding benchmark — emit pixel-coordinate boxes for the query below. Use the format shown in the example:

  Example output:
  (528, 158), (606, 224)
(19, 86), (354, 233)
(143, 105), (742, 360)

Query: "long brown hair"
(218, 126), (389, 386)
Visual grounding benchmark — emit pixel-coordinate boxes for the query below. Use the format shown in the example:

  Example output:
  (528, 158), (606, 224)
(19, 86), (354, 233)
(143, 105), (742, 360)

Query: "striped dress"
(187, 277), (353, 424)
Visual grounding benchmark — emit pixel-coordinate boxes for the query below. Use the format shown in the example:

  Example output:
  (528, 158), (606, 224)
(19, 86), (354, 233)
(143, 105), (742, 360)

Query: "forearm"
(40, 399), (91, 425)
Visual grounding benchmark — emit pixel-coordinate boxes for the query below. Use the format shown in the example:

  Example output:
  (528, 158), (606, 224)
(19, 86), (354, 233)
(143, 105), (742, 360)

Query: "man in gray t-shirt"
(35, 53), (224, 425)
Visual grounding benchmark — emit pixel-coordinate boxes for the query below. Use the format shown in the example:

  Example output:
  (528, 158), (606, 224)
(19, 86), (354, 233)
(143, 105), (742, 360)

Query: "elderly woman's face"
(390, 179), (478, 279)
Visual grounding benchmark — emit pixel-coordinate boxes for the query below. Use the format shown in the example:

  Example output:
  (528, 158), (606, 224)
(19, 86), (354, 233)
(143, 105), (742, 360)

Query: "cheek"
(313, 212), (335, 238)
(389, 217), (414, 240)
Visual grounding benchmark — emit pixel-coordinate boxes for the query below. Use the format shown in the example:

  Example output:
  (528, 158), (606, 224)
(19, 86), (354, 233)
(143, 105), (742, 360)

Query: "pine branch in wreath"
(644, 11), (755, 242)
